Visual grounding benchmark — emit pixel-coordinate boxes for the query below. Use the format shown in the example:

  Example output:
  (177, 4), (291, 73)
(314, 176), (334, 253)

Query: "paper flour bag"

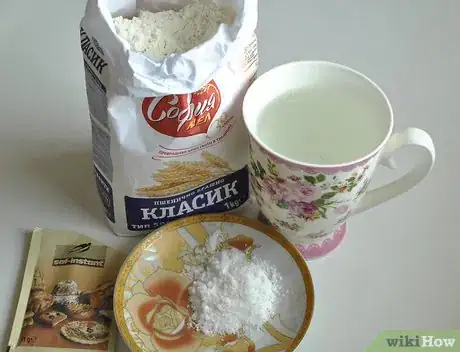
(79, 0), (258, 236)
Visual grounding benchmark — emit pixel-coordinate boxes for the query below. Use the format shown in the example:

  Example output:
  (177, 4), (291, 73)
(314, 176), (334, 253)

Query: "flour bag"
(79, 0), (258, 235)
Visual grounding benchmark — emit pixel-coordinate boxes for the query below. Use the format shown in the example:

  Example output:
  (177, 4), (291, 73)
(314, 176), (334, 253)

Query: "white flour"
(113, 1), (234, 60)
(187, 247), (282, 337)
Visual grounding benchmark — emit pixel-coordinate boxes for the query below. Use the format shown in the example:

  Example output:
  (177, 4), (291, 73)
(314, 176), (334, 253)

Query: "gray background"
(0, 0), (458, 351)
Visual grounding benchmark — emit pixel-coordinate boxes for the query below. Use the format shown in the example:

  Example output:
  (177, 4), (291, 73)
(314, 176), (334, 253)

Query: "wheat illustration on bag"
(136, 152), (234, 197)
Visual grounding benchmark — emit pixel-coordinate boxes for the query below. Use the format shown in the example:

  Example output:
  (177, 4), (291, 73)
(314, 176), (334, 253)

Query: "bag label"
(52, 243), (107, 268)
(125, 166), (249, 231)
(94, 167), (115, 222)
(142, 80), (221, 137)
(80, 27), (107, 75)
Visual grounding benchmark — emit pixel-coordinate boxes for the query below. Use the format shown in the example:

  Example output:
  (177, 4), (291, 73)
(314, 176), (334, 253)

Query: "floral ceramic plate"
(114, 214), (314, 352)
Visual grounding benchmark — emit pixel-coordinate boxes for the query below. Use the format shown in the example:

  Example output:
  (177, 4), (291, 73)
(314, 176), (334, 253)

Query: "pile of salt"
(188, 247), (282, 337)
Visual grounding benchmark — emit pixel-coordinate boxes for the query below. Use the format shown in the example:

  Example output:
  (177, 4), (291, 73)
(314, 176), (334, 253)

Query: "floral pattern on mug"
(250, 154), (371, 234)
(251, 157), (369, 222)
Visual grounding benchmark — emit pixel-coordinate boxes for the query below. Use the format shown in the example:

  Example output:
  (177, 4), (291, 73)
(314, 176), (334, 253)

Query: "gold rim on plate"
(114, 213), (315, 352)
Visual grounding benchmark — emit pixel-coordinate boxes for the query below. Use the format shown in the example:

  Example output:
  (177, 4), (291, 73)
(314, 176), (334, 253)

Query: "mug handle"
(354, 127), (435, 214)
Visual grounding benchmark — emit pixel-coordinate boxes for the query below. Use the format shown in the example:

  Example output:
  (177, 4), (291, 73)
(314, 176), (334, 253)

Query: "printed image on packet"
(8, 228), (126, 352)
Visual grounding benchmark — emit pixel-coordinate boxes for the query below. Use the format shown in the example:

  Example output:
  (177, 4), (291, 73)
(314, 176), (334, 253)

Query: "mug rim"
(242, 60), (394, 168)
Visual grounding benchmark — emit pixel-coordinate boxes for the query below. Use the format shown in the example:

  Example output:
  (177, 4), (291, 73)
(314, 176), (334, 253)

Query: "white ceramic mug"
(243, 61), (435, 259)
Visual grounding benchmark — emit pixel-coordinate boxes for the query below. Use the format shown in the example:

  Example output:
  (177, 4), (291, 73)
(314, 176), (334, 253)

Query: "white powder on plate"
(277, 280), (306, 332)
(113, 0), (234, 60)
(188, 247), (282, 337)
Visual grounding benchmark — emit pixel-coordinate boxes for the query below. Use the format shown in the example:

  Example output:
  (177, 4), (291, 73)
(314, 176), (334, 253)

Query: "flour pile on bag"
(80, 0), (258, 235)
(113, 2), (235, 60)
